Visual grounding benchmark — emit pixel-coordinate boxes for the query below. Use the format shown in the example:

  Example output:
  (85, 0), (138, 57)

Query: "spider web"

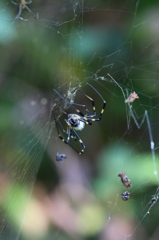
(1, 0), (159, 240)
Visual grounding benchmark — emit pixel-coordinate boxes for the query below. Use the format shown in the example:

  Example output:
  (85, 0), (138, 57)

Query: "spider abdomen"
(68, 114), (85, 131)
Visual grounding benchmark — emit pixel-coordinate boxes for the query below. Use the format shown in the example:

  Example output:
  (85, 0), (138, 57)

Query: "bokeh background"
(1, 0), (159, 240)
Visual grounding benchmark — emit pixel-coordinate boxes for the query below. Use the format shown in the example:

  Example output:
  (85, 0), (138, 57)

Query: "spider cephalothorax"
(67, 114), (86, 130)
(53, 83), (106, 155)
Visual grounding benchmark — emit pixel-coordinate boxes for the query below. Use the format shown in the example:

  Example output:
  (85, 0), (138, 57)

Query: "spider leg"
(54, 115), (70, 143)
(78, 118), (92, 126)
(71, 102), (90, 114)
(14, 4), (23, 19)
(64, 125), (71, 143)
(54, 114), (85, 154)
(71, 128), (86, 155)
(25, 5), (33, 14)
(64, 128), (85, 155)
(26, 0), (32, 4)
(64, 126), (85, 155)
(53, 88), (91, 124)
(10, 0), (19, 5)
(77, 83), (106, 122)
(25, 5), (38, 19)
(87, 83), (106, 121)
(77, 88), (96, 118)
(55, 116), (78, 143)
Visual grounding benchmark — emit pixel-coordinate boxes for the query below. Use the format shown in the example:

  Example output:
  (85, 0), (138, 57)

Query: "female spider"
(53, 83), (106, 155)
(10, 0), (37, 21)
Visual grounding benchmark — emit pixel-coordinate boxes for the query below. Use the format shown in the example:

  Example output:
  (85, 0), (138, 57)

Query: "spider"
(10, 0), (38, 21)
(121, 191), (130, 201)
(53, 83), (106, 155)
(118, 172), (132, 188)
